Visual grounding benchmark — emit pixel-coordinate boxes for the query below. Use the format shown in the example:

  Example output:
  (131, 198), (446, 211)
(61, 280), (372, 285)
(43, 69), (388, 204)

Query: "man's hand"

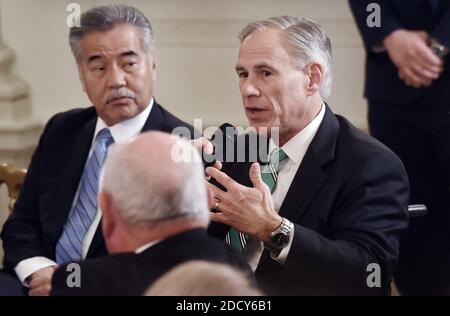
(191, 137), (222, 172)
(206, 163), (282, 242)
(28, 266), (57, 296)
(383, 29), (443, 88)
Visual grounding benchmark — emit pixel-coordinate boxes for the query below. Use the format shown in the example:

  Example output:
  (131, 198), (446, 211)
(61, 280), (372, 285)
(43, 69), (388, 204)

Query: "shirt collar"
(94, 98), (154, 144)
(269, 102), (326, 165)
(135, 238), (161, 254)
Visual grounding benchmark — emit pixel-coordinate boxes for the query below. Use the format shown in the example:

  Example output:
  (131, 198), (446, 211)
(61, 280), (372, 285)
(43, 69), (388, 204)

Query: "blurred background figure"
(349, 0), (450, 295)
(146, 260), (262, 296)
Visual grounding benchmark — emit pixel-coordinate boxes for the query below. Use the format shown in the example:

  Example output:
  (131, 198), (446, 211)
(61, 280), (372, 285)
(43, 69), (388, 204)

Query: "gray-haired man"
(50, 132), (250, 296)
(0, 4), (194, 295)
(206, 16), (410, 295)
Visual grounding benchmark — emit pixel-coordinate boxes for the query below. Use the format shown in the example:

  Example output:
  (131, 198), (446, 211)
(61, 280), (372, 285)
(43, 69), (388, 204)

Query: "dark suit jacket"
(1, 101), (195, 272)
(51, 229), (252, 296)
(208, 105), (409, 295)
(349, 0), (450, 102)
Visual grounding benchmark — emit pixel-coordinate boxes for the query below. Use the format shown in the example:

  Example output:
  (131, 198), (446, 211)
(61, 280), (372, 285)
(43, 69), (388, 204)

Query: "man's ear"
(304, 63), (324, 96)
(149, 55), (157, 80)
(78, 65), (87, 93)
(99, 192), (114, 242)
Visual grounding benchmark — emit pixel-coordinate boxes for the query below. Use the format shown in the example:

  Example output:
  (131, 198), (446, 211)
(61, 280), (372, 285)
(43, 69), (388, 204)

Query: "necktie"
(226, 149), (288, 252)
(55, 128), (114, 264)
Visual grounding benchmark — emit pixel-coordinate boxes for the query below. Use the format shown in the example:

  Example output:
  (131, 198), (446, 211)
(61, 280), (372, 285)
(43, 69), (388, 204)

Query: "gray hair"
(100, 138), (209, 227)
(69, 4), (154, 62)
(145, 260), (262, 296)
(239, 16), (333, 99)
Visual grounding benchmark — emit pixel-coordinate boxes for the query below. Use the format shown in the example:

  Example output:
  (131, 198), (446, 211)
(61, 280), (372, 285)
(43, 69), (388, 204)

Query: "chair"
(0, 163), (27, 212)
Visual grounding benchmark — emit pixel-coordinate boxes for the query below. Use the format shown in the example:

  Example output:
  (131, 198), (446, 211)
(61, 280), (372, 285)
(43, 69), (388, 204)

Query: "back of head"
(239, 16), (333, 99)
(69, 4), (154, 62)
(100, 132), (209, 228)
(145, 260), (262, 296)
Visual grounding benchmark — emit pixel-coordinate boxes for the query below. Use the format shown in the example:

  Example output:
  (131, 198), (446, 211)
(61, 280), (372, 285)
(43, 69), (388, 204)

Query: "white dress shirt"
(244, 103), (326, 271)
(14, 99), (154, 284)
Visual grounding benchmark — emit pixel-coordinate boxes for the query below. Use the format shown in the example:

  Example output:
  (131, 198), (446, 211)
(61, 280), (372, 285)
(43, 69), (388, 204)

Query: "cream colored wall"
(1, 0), (367, 129)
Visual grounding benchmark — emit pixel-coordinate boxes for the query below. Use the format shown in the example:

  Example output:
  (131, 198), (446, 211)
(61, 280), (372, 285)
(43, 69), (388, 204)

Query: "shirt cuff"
(15, 257), (58, 286)
(270, 227), (295, 265)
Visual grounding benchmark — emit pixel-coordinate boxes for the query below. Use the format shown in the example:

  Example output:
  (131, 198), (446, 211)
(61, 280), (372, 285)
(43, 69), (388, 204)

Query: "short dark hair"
(69, 4), (154, 62)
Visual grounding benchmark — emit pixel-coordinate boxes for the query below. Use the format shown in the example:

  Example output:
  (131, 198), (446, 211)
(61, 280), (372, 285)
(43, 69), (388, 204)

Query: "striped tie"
(55, 128), (114, 264)
(226, 149), (288, 252)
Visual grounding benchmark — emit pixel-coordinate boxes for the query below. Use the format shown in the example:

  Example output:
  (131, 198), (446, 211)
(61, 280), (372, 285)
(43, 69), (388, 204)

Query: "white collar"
(269, 102), (326, 165)
(134, 239), (161, 254)
(94, 98), (154, 143)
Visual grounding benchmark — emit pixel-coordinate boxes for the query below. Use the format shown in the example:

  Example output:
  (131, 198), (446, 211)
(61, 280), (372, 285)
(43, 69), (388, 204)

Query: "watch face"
(273, 233), (289, 248)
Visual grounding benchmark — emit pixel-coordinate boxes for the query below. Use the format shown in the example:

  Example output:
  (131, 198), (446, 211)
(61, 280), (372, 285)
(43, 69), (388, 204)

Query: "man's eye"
(125, 62), (138, 69)
(238, 72), (248, 78)
(92, 67), (105, 73)
(262, 70), (272, 77)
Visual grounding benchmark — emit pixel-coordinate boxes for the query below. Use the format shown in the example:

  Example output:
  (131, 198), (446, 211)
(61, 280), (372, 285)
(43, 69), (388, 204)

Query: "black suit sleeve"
(348, 0), (403, 52)
(284, 151), (409, 295)
(431, 7), (450, 48)
(1, 114), (60, 269)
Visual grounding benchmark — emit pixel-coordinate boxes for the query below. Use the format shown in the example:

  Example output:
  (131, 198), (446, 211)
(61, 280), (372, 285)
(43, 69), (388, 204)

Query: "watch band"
(428, 37), (449, 60)
(263, 217), (294, 252)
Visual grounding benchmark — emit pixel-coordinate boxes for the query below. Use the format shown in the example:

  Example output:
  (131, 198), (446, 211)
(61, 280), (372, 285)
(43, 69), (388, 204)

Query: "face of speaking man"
(77, 24), (156, 126)
(235, 27), (323, 146)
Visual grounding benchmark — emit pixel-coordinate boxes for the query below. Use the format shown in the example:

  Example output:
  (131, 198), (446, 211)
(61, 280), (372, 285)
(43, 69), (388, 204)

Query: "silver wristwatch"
(428, 37), (449, 60)
(264, 217), (294, 251)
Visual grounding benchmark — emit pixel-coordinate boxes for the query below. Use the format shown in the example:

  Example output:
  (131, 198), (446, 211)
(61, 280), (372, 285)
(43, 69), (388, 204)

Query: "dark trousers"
(0, 270), (27, 296)
(368, 93), (450, 296)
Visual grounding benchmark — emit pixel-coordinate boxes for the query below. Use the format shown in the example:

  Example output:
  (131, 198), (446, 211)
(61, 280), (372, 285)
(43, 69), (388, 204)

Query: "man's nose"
(241, 78), (260, 98)
(106, 64), (126, 89)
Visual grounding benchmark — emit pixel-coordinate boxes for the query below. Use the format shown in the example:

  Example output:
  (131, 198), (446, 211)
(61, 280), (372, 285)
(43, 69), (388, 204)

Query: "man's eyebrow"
(87, 51), (138, 63)
(87, 55), (103, 63)
(120, 50), (139, 58)
(254, 63), (276, 71)
(235, 65), (246, 72)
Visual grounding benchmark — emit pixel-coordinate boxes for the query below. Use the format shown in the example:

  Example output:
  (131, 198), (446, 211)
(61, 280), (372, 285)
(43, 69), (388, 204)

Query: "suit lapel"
(142, 101), (163, 132)
(51, 114), (97, 244)
(279, 105), (339, 223)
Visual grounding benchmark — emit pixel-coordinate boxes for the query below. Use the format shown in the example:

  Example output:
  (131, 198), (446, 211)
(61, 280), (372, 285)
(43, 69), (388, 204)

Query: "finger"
(416, 44), (443, 67)
(191, 137), (213, 155)
(206, 181), (216, 209)
(29, 277), (49, 289)
(210, 211), (230, 225)
(29, 285), (51, 296)
(206, 167), (235, 191)
(409, 63), (440, 80)
(401, 68), (428, 87)
(213, 161), (222, 170)
(249, 163), (268, 192)
(201, 137), (214, 155)
(206, 182), (227, 201)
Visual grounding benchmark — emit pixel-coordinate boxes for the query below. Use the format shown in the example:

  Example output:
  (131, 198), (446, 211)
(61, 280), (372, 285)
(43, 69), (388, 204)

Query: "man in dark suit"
(50, 132), (250, 296)
(205, 16), (409, 295)
(0, 5), (194, 295)
(349, 0), (450, 295)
